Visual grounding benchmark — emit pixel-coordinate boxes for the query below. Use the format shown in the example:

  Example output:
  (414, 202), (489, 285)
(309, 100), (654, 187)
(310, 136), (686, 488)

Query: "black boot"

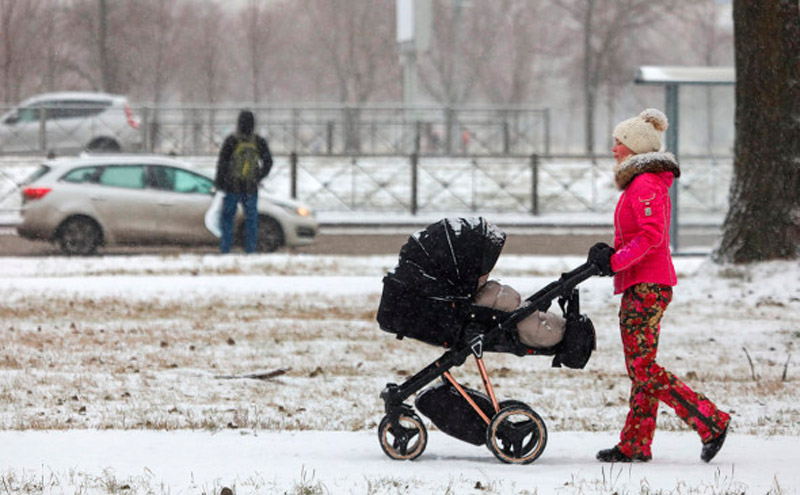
(596, 446), (651, 463)
(701, 426), (728, 463)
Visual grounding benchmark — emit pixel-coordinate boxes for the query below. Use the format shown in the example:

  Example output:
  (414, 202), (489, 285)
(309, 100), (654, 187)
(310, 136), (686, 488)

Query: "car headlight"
(274, 200), (313, 217)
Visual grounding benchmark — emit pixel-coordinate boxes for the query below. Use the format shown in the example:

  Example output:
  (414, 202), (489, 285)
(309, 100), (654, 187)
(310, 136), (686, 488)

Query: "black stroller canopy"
(391, 217), (506, 301)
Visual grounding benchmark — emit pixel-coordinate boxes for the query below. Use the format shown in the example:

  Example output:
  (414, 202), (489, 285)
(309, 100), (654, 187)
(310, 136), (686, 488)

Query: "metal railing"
(0, 104), (551, 157)
(0, 153), (732, 227)
(273, 153), (731, 217)
(143, 105), (551, 156)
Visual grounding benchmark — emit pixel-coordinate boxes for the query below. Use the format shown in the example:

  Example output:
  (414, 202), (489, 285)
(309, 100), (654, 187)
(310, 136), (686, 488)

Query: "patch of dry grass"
(1, 263), (798, 436)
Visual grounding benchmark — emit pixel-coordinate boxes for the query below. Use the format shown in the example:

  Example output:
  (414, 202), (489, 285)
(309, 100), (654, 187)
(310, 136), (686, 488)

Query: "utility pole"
(396, 0), (430, 108)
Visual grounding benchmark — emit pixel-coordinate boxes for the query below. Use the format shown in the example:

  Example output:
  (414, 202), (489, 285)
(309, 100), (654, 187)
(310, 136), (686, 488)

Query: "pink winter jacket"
(609, 152), (681, 294)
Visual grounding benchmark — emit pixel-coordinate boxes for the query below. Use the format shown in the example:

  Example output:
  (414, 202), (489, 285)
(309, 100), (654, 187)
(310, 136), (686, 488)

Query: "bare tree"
(715, 0), (799, 263)
(269, 1), (324, 102)
(97, 0), (112, 91)
(132, 0), (184, 106)
(240, 0), (270, 103)
(553, 0), (675, 155)
(0, 0), (747, 164)
(416, 1), (503, 153)
(305, 0), (397, 104)
(0, 0), (44, 102)
(173, 2), (229, 105)
(305, 0), (397, 151)
(478, 0), (554, 106)
(171, 2), (232, 152)
(661, 2), (734, 154)
(122, 0), (186, 151)
(40, 1), (62, 93)
(59, 0), (133, 93)
(51, 1), (96, 89)
(689, 2), (731, 154)
(418, 0), (499, 107)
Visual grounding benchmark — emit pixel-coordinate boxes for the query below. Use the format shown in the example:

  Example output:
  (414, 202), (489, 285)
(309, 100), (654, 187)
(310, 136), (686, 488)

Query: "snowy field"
(0, 252), (798, 494)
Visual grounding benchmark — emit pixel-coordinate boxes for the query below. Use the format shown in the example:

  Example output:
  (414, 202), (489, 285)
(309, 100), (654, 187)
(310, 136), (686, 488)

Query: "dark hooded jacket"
(215, 110), (273, 194)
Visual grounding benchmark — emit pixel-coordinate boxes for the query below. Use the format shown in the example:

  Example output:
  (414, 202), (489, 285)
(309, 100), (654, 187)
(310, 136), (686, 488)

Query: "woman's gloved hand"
(588, 242), (615, 276)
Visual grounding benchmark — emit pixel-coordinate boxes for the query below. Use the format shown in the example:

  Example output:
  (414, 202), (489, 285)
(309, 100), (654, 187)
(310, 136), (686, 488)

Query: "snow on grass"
(0, 252), (798, 494)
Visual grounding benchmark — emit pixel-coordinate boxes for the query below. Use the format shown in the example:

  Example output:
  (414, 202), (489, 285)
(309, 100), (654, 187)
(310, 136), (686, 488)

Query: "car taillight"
(23, 187), (52, 201)
(124, 104), (140, 129)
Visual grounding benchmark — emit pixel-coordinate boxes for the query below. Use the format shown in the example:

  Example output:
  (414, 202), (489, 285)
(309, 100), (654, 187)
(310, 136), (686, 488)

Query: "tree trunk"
(98, 0), (111, 92)
(715, 0), (800, 263)
(248, 1), (261, 103)
(582, 0), (596, 155)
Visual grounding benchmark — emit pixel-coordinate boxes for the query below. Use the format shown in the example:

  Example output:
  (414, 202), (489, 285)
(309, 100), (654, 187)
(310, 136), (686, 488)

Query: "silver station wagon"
(17, 155), (318, 255)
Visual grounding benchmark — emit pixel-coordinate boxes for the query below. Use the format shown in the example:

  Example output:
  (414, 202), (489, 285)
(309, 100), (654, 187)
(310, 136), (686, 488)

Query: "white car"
(0, 92), (142, 154)
(17, 154), (317, 255)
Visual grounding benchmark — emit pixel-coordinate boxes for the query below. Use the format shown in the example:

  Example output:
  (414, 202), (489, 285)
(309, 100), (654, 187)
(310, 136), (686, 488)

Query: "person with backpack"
(587, 109), (730, 463)
(214, 110), (273, 253)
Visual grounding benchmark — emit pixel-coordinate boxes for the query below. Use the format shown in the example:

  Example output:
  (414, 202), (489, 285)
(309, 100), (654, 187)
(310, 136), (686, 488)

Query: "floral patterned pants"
(617, 283), (730, 458)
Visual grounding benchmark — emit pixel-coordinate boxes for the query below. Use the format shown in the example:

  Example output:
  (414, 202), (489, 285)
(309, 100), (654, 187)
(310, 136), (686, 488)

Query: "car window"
(49, 100), (110, 120)
(20, 165), (51, 185)
(148, 166), (175, 190)
(16, 106), (41, 123)
(173, 168), (213, 194)
(98, 165), (145, 189)
(61, 166), (100, 184)
(149, 166), (213, 194)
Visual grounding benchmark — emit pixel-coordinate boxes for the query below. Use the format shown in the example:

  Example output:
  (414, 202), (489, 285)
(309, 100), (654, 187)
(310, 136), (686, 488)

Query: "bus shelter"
(635, 65), (735, 252)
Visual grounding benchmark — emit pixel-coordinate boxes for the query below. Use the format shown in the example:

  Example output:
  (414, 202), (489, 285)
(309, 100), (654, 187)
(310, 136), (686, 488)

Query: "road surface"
(0, 225), (718, 257)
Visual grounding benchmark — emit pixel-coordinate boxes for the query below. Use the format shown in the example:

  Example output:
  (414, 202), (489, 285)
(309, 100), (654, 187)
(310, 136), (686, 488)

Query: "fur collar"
(614, 151), (680, 190)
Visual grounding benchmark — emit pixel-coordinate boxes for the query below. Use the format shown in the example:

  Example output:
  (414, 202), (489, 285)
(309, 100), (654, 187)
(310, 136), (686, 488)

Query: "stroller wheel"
(378, 412), (428, 461)
(486, 404), (547, 464)
(498, 399), (529, 410)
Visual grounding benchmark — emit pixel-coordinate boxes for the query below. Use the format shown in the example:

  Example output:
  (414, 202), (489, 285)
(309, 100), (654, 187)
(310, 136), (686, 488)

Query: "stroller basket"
(375, 217), (599, 464)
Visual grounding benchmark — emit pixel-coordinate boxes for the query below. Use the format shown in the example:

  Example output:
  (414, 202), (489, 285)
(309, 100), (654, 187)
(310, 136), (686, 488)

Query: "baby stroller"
(376, 217), (599, 464)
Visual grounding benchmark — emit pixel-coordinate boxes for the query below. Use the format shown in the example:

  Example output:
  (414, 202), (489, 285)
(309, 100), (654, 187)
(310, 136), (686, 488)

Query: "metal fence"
(147, 105), (552, 156)
(0, 153), (732, 225)
(271, 153), (732, 217)
(0, 104), (551, 157)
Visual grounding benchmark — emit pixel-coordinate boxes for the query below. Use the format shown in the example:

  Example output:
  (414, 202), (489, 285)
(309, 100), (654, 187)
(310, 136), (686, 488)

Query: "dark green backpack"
(231, 136), (260, 182)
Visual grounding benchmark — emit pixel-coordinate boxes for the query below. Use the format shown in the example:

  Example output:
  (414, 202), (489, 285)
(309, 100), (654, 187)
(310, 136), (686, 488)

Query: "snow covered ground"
(1, 430), (797, 494)
(0, 252), (798, 494)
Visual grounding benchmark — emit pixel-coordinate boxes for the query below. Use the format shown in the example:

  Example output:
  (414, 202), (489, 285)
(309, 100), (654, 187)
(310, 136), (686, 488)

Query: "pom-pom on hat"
(613, 108), (669, 154)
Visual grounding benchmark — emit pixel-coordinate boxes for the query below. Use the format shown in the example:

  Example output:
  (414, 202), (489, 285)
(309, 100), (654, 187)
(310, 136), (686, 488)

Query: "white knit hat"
(613, 108), (669, 154)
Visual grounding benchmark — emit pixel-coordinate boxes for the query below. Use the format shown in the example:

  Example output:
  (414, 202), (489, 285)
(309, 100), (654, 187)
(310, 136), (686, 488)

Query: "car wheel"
(86, 137), (121, 153)
(57, 217), (102, 256)
(257, 216), (284, 253)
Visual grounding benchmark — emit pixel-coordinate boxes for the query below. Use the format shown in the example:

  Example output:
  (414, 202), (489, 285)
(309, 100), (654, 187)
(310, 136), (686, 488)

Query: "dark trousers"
(220, 192), (258, 253)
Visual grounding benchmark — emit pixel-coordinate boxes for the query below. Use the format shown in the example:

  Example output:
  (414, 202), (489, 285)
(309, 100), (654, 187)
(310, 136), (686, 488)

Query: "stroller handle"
(558, 261), (602, 290)
(502, 262), (600, 324)
(527, 262), (599, 302)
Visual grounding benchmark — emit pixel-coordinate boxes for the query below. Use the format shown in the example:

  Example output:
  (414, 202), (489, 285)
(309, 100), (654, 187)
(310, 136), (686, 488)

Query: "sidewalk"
(0, 430), (795, 495)
(0, 211), (722, 237)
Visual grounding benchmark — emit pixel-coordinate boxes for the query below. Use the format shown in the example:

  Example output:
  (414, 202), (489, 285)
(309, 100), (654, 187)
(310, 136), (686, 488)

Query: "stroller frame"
(378, 262), (599, 464)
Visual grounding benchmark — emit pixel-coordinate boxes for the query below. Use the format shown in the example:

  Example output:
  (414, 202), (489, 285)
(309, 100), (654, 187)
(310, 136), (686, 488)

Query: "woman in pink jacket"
(588, 109), (730, 463)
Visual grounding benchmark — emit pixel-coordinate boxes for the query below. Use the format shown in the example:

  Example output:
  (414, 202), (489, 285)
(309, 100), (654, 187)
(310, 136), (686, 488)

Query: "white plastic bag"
(204, 191), (223, 238)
